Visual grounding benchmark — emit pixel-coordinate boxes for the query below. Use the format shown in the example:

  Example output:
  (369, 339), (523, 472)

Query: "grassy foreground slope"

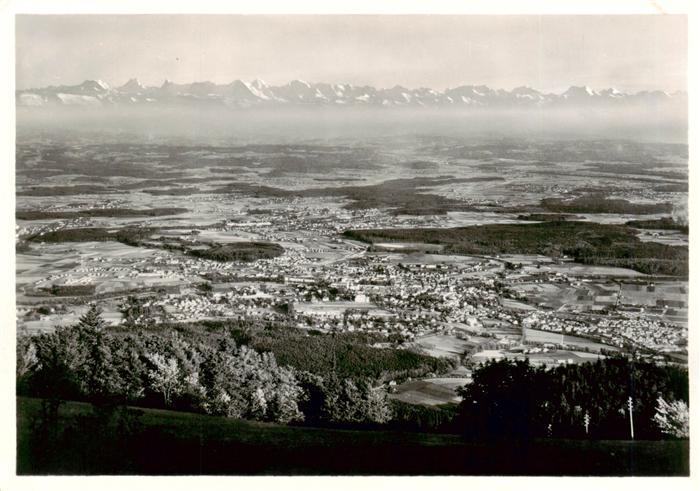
(345, 221), (688, 277)
(17, 397), (688, 475)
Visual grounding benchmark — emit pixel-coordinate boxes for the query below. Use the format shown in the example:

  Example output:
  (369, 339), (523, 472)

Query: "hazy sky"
(16, 15), (687, 92)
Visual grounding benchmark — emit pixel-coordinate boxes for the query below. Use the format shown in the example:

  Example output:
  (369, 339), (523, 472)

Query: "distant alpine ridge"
(16, 78), (686, 108)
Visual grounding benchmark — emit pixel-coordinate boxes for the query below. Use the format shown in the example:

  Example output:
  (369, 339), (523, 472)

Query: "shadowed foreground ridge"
(17, 397), (688, 476)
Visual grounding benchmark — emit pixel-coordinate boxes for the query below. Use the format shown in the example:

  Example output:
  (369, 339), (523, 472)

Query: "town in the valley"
(15, 136), (688, 408)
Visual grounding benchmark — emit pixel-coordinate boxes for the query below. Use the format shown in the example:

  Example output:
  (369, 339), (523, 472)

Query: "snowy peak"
(119, 78), (146, 93)
(16, 79), (687, 109)
(80, 79), (110, 92)
(250, 78), (268, 89)
(248, 79), (273, 98)
(599, 87), (624, 98)
(562, 85), (599, 99)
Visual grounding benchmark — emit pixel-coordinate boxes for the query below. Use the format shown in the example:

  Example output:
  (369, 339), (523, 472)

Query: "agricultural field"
(522, 329), (619, 352)
(413, 334), (475, 359)
(390, 377), (468, 406)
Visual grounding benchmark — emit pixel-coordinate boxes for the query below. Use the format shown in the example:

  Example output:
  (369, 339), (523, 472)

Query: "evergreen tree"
(74, 304), (121, 400)
(77, 304), (107, 330)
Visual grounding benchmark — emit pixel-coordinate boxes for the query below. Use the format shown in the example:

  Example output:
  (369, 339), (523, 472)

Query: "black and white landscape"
(13, 14), (689, 477)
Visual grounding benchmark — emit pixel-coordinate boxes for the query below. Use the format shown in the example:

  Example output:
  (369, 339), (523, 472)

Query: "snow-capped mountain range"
(16, 78), (686, 109)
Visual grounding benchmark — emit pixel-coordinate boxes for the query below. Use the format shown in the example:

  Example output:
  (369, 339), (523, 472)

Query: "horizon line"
(17, 77), (687, 95)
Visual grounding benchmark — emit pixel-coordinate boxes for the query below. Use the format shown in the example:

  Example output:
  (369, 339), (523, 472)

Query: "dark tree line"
(17, 305), (394, 428)
(251, 326), (456, 383)
(188, 242), (284, 262)
(456, 358), (688, 440)
(344, 221), (688, 276)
